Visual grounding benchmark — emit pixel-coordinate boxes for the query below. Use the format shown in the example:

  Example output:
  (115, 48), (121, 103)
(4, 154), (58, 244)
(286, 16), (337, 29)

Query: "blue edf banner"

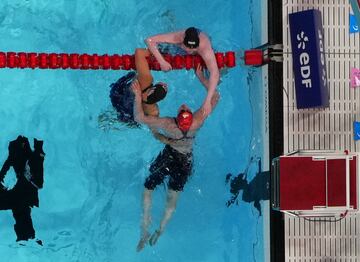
(349, 0), (360, 28)
(350, 14), (359, 33)
(289, 9), (329, 109)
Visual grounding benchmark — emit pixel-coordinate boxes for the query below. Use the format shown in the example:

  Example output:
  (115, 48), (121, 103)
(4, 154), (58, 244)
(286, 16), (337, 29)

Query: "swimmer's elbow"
(135, 115), (144, 124)
(144, 38), (150, 46)
(134, 113), (145, 123)
(145, 37), (154, 47)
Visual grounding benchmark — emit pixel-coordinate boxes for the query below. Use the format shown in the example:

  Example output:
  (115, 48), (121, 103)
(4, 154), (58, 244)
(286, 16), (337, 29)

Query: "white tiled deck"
(282, 0), (360, 261)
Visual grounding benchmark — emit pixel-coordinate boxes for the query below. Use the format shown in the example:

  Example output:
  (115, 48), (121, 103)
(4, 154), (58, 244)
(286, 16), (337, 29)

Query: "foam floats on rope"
(0, 51), (235, 70)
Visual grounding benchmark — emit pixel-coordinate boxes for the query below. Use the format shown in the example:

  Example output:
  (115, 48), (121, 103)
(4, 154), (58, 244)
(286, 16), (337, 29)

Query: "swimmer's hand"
(202, 100), (212, 117)
(195, 64), (206, 84)
(131, 79), (142, 96)
(160, 61), (172, 72)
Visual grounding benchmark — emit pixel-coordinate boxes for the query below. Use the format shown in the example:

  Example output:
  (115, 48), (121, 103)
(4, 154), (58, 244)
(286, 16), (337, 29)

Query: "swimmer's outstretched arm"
(145, 31), (184, 72)
(135, 48), (153, 90)
(197, 45), (220, 117)
(195, 64), (220, 109)
(134, 48), (175, 145)
(190, 67), (220, 131)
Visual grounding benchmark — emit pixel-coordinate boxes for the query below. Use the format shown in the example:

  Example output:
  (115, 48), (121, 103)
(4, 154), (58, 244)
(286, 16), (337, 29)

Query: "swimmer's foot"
(149, 230), (162, 246)
(136, 232), (150, 252)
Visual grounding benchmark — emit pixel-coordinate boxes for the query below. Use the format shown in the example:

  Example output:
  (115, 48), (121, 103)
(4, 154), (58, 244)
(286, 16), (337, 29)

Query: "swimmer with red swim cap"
(176, 106), (193, 132)
(146, 27), (220, 117)
(133, 64), (220, 252)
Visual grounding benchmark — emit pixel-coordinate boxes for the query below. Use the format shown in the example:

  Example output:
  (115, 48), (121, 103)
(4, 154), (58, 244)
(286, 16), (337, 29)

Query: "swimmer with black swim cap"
(182, 27), (200, 50)
(146, 27), (220, 117)
(142, 83), (167, 104)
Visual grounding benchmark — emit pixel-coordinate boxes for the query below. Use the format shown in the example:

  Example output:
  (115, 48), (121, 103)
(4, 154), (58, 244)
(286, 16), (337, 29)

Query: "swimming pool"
(0, 0), (268, 261)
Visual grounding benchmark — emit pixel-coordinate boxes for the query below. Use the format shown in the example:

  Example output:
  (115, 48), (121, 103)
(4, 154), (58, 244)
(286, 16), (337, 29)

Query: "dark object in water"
(225, 157), (270, 216)
(0, 135), (45, 242)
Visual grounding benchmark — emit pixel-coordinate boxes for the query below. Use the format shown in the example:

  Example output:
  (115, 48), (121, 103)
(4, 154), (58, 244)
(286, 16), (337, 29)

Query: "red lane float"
(0, 51), (235, 71)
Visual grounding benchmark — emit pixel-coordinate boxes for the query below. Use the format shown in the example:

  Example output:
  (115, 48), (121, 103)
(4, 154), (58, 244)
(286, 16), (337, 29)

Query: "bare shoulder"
(199, 31), (211, 42)
(148, 31), (184, 44)
(146, 116), (176, 130)
(199, 32), (212, 48)
(143, 103), (159, 117)
(190, 108), (206, 131)
(172, 30), (186, 41)
(198, 35), (215, 60)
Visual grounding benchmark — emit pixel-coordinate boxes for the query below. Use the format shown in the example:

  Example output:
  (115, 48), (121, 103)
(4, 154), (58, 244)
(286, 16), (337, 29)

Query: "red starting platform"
(272, 150), (359, 218)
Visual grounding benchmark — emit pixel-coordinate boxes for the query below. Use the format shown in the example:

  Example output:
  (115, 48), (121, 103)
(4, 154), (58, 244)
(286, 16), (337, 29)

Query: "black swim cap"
(183, 27), (200, 49)
(144, 84), (167, 104)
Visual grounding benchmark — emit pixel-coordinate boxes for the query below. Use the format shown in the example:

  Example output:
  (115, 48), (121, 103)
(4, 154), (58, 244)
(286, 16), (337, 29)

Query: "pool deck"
(276, 0), (360, 261)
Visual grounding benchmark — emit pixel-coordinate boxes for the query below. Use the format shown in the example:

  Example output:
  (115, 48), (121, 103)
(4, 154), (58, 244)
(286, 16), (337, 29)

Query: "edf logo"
(296, 31), (312, 88)
(295, 29), (327, 90)
(289, 9), (329, 109)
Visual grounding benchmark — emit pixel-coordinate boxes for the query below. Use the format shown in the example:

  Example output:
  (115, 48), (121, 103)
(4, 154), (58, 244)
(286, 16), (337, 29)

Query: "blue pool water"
(0, 1), (267, 261)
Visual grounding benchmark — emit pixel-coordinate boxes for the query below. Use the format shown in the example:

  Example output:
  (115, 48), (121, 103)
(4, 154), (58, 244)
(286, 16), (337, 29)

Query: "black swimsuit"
(144, 120), (194, 192)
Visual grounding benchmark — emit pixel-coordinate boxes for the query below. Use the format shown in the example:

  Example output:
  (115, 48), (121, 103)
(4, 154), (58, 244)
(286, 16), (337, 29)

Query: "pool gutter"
(267, 0), (285, 262)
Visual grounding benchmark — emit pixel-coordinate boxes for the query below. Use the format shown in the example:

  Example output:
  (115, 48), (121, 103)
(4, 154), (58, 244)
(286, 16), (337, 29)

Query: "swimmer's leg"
(136, 189), (153, 252)
(149, 189), (180, 246)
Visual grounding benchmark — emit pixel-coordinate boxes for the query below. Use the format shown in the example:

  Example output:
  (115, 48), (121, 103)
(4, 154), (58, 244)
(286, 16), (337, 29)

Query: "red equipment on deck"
(272, 150), (359, 218)
(244, 50), (263, 66)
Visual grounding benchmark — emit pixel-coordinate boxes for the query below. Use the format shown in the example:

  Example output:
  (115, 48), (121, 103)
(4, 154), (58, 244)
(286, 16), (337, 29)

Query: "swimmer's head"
(183, 27), (200, 50)
(176, 104), (193, 132)
(142, 83), (167, 104)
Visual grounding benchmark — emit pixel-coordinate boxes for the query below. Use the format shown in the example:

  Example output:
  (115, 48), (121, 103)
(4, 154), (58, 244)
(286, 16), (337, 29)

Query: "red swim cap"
(176, 110), (193, 132)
